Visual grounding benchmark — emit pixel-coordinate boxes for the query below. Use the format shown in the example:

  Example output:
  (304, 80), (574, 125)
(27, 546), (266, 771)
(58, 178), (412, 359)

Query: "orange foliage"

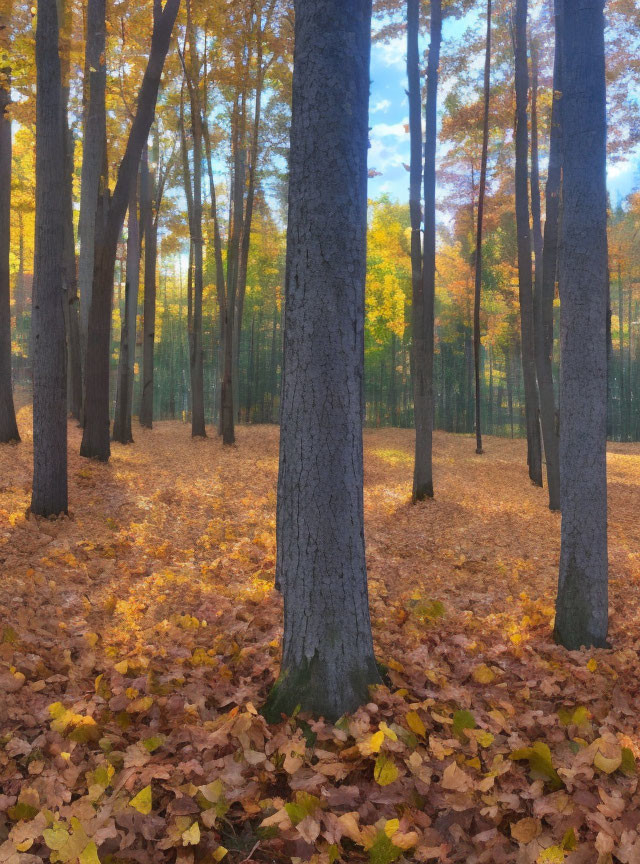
(1, 417), (640, 863)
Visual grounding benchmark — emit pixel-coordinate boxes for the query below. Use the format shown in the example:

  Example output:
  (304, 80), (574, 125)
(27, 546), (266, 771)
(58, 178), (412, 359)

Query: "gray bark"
(0, 26), (20, 444)
(78, 0), (106, 365)
(113, 180), (140, 444)
(554, 0), (609, 649)
(264, 0), (380, 722)
(514, 0), (543, 487)
(31, 0), (67, 516)
(473, 0), (491, 456)
(536, 10), (561, 511)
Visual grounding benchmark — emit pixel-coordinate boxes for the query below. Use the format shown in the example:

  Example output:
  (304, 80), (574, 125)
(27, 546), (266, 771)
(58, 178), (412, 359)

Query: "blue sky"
(367, 21), (640, 211)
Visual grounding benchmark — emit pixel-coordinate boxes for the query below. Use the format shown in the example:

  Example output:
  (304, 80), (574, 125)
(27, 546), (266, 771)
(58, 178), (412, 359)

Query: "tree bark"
(553, 0), (608, 650)
(514, 0), (543, 487)
(31, 0), (67, 516)
(139, 140), (158, 428)
(264, 0), (380, 722)
(407, 0), (427, 499)
(535, 3), (562, 509)
(0, 18), (20, 444)
(473, 0), (491, 456)
(78, 0), (106, 369)
(113, 180), (140, 444)
(81, 0), (181, 461)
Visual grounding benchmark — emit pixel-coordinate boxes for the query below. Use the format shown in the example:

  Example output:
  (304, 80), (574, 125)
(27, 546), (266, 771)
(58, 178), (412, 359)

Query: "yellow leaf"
(84, 632), (99, 648)
(360, 730), (385, 755)
(80, 841), (101, 864)
(182, 822), (200, 846)
(212, 847), (228, 862)
(129, 785), (152, 815)
(374, 753), (399, 786)
(472, 664), (495, 684)
(475, 730), (494, 748)
(384, 818), (400, 838)
(127, 696), (153, 713)
(406, 711), (426, 738)
(114, 660), (128, 674)
(587, 658), (598, 672)
(537, 846), (565, 863)
(379, 721), (397, 741)
(594, 747), (622, 774)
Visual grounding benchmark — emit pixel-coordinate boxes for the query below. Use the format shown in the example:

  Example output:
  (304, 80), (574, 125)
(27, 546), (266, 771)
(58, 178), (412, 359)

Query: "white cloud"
(372, 99), (392, 115)
(370, 119), (409, 140)
(373, 37), (406, 70)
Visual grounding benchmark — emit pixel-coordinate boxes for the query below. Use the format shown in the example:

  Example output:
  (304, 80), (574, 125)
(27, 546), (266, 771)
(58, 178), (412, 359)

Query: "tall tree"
(554, 0), (609, 649)
(113, 182), (140, 444)
(59, 0), (83, 421)
(0, 2), (20, 444)
(514, 0), (543, 487)
(410, 0), (442, 501)
(139, 135), (166, 430)
(81, 0), (181, 461)
(77, 0), (107, 370)
(265, 0), (380, 721)
(537, 2), (562, 511)
(473, 0), (492, 456)
(31, 0), (67, 516)
(407, 0), (427, 499)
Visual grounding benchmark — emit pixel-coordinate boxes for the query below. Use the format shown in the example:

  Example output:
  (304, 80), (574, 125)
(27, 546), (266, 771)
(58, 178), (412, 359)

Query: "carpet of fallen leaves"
(1, 411), (640, 864)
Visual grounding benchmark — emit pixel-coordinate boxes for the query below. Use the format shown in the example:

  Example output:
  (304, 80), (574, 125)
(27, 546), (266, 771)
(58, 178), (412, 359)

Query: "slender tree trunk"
(407, 0), (427, 498)
(58, 0), (83, 422)
(514, 0), (543, 486)
(554, 0), (608, 649)
(31, 0), (67, 515)
(186, 30), (206, 436)
(78, 0), (106, 369)
(140, 143), (158, 428)
(390, 332), (397, 426)
(0, 20), (20, 444)
(81, 0), (180, 461)
(113, 181), (140, 443)
(264, 0), (380, 723)
(537, 0), (562, 508)
(473, 0), (491, 455)
(618, 263), (624, 440)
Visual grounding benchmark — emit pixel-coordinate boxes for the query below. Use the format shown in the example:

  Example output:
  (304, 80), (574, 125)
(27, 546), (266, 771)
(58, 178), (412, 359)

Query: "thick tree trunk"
(554, 0), (608, 650)
(139, 144), (158, 428)
(264, 0), (380, 722)
(0, 37), (20, 444)
(113, 182), (140, 444)
(81, 0), (180, 461)
(473, 0), (491, 455)
(514, 0), (543, 487)
(78, 0), (106, 368)
(31, 0), (67, 516)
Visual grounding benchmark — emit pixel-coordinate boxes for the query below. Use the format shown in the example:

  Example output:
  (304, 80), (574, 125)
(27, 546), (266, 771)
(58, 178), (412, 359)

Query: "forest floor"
(1, 413), (640, 864)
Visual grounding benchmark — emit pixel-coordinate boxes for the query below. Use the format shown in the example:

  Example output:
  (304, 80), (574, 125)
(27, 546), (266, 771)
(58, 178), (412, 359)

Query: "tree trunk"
(264, 0), (380, 723)
(0, 25), (20, 444)
(534, 24), (561, 511)
(554, 0), (608, 650)
(514, 0), (543, 486)
(473, 0), (491, 455)
(113, 181), (140, 444)
(58, 0), (83, 422)
(184, 11), (206, 438)
(407, 0), (428, 499)
(31, 0), (67, 516)
(78, 0), (106, 369)
(81, 0), (180, 461)
(140, 142), (158, 428)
